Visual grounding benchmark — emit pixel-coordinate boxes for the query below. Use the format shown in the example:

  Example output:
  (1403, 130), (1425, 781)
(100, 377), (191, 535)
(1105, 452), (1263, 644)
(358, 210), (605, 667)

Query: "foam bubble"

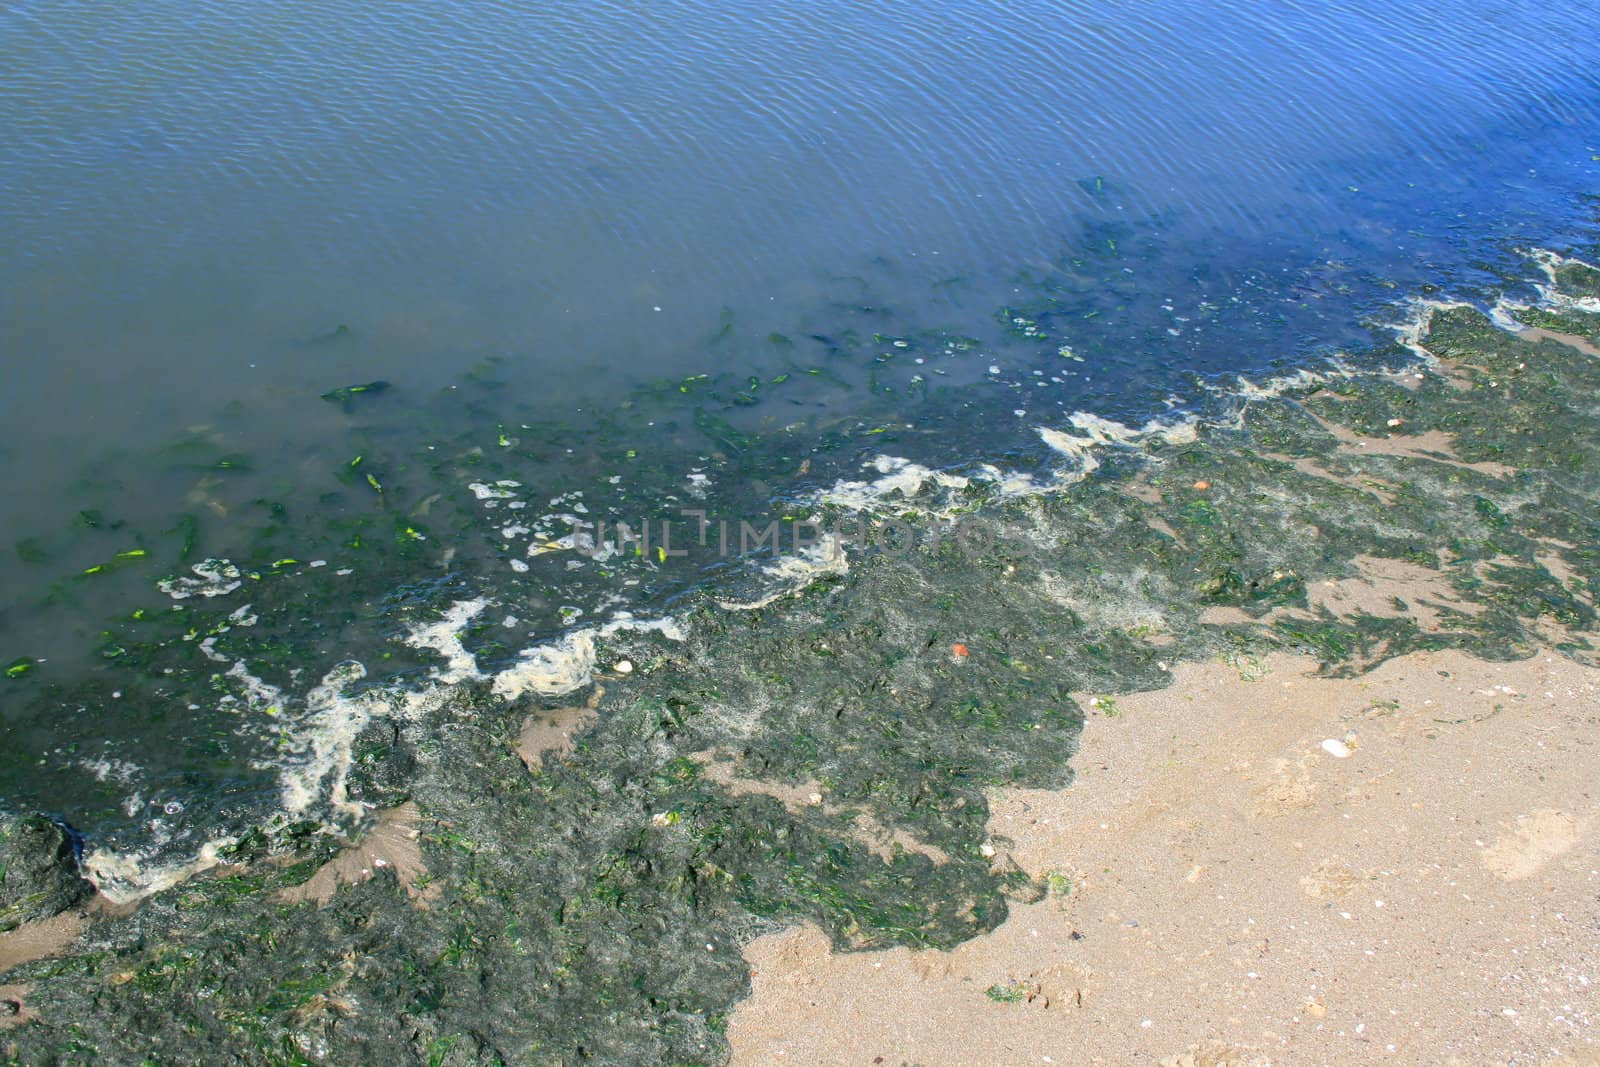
(158, 558), (242, 600)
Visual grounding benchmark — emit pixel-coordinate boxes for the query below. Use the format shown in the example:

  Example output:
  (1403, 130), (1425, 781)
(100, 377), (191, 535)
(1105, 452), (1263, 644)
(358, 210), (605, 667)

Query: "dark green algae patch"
(5, 285), (1600, 1063)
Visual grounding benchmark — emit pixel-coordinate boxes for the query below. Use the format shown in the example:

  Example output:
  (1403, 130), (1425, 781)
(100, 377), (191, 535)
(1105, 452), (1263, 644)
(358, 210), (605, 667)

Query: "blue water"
(3, 0), (1600, 883)
(6, 1), (1600, 455)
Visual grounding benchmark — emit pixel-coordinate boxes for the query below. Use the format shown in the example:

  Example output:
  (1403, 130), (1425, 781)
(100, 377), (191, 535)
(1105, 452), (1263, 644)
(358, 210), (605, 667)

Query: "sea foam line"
(87, 262), (1592, 903)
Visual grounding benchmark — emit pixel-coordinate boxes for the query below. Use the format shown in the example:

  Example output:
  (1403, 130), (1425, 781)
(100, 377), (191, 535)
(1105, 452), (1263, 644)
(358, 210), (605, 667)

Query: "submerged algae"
(4, 276), (1600, 1063)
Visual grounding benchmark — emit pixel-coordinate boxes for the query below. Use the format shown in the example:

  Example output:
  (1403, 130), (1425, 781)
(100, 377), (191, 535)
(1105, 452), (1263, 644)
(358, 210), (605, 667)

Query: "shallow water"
(6, 0), (1600, 516)
(3, 0), (1600, 884)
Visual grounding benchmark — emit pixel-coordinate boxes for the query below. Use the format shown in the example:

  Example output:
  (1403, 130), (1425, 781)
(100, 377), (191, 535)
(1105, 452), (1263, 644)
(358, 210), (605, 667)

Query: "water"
(3, 0), (1600, 888)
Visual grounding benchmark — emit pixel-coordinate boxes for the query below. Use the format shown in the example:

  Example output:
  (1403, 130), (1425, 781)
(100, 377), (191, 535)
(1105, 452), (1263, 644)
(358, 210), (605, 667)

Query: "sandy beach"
(728, 648), (1600, 1065)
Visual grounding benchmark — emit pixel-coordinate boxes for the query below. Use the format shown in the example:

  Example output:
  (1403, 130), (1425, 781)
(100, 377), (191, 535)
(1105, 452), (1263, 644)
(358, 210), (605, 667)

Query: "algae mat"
(2, 262), (1600, 1063)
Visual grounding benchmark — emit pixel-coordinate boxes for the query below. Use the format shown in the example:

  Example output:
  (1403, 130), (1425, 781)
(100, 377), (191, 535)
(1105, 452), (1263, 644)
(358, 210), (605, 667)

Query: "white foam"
(81, 757), (140, 784)
(101, 268), (1600, 905)
(1232, 366), (1334, 400)
(717, 540), (851, 611)
(1487, 294), (1529, 332)
(272, 602), (489, 814)
(468, 480), (521, 500)
(1388, 296), (1478, 364)
(277, 661), (387, 817)
(405, 599), (486, 683)
(90, 599), (507, 902)
(84, 836), (240, 905)
(1384, 264), (1600, 371)
(493, 630), (597, 701)
(225, 659), (285, 713)
(158, 558), (242, 600)
(1038, 411), (1197, 463)
(817, 456), (970, 512)
(810, 414), (1199, 529)
(1529, 248), (1600, 313)
(491, 613), (686, 701)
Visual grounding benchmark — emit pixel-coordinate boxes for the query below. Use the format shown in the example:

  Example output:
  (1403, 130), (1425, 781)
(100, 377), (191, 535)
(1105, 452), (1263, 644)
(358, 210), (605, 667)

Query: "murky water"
(3, 0), (1600, 883)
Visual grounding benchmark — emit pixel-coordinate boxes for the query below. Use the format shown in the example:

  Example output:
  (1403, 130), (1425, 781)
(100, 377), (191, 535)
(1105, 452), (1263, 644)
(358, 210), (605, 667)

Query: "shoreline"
(3, 271), (1600, 1062)
(728, 647), (1600, 1065)
(14, 255), (1598, 909)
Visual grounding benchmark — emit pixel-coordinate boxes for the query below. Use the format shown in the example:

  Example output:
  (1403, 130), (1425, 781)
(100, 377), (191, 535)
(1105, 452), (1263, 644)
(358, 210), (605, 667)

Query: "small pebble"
(1321, 738), (1351, 759)
(614, 660), (633, 674)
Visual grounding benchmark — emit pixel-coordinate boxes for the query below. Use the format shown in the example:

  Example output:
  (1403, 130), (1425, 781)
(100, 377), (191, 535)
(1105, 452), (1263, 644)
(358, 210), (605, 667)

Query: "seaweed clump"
(0, 818), (91, 934)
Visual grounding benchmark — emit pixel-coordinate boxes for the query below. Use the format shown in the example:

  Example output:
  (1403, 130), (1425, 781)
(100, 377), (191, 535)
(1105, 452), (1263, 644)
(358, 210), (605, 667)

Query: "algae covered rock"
(0, 815), (92, 932)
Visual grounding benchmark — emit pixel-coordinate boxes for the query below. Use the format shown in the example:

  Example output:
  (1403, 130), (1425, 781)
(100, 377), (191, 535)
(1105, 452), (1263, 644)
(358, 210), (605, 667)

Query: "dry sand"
(727, 649), (1600, 1065)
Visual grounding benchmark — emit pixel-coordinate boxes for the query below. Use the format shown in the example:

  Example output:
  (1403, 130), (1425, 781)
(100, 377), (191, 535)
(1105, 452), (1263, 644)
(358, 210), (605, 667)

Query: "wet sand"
(0, 913), (86, 1031)
(274, 801), (437, 907)
(727, 648), (1600, 1065)
(0, 913), (84, 979)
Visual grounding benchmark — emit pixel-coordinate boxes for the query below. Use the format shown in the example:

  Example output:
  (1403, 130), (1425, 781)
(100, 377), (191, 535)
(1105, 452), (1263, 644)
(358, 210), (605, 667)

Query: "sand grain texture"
(728, 649), (1600, 1065)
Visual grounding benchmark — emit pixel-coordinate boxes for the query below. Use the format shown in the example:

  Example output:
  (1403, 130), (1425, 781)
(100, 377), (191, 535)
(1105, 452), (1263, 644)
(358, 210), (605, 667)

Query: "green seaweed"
(320, 381), (392, 409)
(5, 268), (1600, 1066)
(13, 538), (48, 564)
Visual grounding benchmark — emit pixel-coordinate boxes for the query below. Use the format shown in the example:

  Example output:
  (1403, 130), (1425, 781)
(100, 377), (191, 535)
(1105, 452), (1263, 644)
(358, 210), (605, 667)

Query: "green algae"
(0, 817), (92, 933)
(983, 981), (1028, 1003)
(321, 381), (392, 410)
(12, 539), (48, 565)
(3, 270), (1600, 1064)
(1553, 261), (1600, 300)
